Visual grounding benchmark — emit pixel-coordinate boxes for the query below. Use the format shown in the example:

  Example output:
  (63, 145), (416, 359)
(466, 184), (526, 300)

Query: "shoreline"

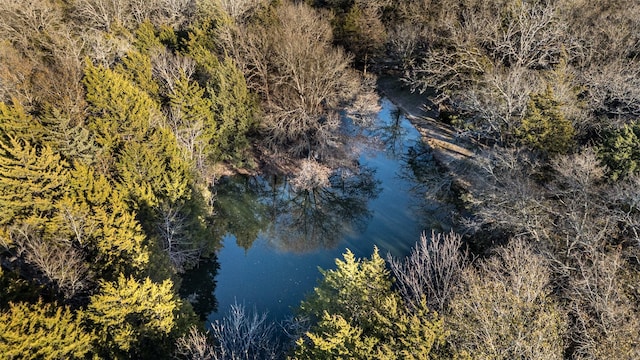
(376, 75), (481, 189)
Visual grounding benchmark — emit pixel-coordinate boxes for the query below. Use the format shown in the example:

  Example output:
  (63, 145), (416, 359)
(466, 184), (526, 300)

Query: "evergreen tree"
(599, 122), (640, 181)
(115, 50), (160, 100)
(0, 135), (68, 229)
(0, 101), (45, 143)
(167, 73), (215, 168)
(87, 274), (178, 357)
(41, 108), (96, 165)
(134, 21), (163, 54)
(183, 18), (258, 166)
(52, 164), (149, 278)
(117, 127), (192, 206)
(0, 300), (95, 359)
(0, 267), (44, 308)
(208, 56), (257, 165)
(517, 86), (575, 155)
(295, 248), (449, 359)
(83, 60), (158, 157)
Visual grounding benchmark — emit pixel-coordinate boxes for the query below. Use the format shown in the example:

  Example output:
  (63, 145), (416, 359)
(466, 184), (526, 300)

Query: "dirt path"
(377, 76), (481, 176)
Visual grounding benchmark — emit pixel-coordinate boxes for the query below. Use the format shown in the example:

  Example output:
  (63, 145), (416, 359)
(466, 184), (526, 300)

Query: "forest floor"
(377, 75), (485, 189)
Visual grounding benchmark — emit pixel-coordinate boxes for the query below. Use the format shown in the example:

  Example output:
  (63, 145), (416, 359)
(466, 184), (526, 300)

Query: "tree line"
(0, 0), (375, 358)
(1, 0), (639, 359)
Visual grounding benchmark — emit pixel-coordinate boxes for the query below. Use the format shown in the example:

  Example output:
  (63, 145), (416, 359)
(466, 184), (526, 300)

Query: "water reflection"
(179, 256), (219, 320)
(399, 141), (456, 233)
(267, 167), (380, 252)
(213, 176), (271, 251)
(213, 166), (381, 254)
(371, 107), (409, 157)
(186, 98), (453, 323)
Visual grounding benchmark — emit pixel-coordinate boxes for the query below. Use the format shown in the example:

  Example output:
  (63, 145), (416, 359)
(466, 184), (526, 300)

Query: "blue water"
(191, 99), (450, 324)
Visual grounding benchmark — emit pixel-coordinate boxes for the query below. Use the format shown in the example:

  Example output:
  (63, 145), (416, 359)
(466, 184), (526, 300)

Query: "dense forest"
(0, 0), (639, 359)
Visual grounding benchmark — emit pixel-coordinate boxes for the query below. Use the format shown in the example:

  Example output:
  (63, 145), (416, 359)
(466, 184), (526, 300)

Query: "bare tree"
(73, 0), (132, 31)
(157, 203), (203, 272)
(398, 0), (567, 143)
(388, 231), (469, 312)
(567, 249), (640, 360)
(448, 239), (566, 360)
(175, 326), (216, 360)
(462, 147), (553, 243)
(0, 0), (64, 58)
(131, 0), (195, 28)
(218, 0), (263, 22)
(10, 226), (89, 299)
(209, 302), (280, 360)
(227, 1), (378, 162)
(0, 0), (86, 119)
(453, 65), (539, 141)
(152, 50), (197, 95)
(289, 159), (331, 192)
(72, 0), (194, 31)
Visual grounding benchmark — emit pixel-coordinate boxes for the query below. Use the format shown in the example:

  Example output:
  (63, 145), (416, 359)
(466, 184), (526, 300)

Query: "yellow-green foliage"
(0, 101), (45, 143)
(517, 86), (575, 155)
(40, 107), (96, 164)
(52, 164), (149, 278)
(84, 59), (192, 207)
(168, 72), (215, 163)
(0, 134), (68, 228)
(295, 248), (448, 359)
(0, 267), (44, 307)
(134, 21), (163, 54)
(599, 122), (640, 181)
(116, 127), (192, 207)
(208, 56), (257, 165)
(115, 50), (160, 99)
(84, 60), (158, 153)
(87, 274), (178, 355)
(0, 300), (95, 359)
(183, 22), (257, 165)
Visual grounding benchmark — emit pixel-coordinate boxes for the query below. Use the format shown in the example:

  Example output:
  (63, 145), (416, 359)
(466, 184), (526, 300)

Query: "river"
(181, 98), (453, 324)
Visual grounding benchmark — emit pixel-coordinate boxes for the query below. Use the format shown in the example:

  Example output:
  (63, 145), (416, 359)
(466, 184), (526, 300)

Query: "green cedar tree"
(517, 86), (575, 155)
(87, 274), (178, 357)
(599, 122), (640, 181)
(52, 163), (149, 278)
(0, 300), (95, 359)
(295, 248), (449, 359)
(0, 135), (67, 229)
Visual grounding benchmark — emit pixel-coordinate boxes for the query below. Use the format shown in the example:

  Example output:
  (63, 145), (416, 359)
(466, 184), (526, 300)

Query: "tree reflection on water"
(399, 140), (456, 233)
(268, 166), (380, 252)
(371, 107), (408, 158)
(212, 166), (381, 253)
(179, 256), (219, 320)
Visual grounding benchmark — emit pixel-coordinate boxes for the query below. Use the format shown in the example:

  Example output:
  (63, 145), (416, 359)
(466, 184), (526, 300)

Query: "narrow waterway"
(183, 98), (454, 324)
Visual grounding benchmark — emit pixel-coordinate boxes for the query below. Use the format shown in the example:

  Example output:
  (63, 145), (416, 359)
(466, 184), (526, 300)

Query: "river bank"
(376, 75), (483, 189)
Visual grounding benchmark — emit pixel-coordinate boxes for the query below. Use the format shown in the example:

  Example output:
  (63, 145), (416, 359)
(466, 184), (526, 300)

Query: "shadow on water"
(399, 141), (457, 234)
(179, 256), (219, 321)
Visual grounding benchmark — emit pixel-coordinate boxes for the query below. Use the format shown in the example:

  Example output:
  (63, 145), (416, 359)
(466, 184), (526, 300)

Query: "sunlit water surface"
(182, 99), (453, 324)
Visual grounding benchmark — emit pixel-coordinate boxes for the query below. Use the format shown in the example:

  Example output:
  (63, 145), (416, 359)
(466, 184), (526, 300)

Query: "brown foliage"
(388, 231), (469, 312)
(0, 0), (86, 119)
(448, 239), (566, 360)
(9, 225), (89, 299)
(226, 1), (378, 161)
